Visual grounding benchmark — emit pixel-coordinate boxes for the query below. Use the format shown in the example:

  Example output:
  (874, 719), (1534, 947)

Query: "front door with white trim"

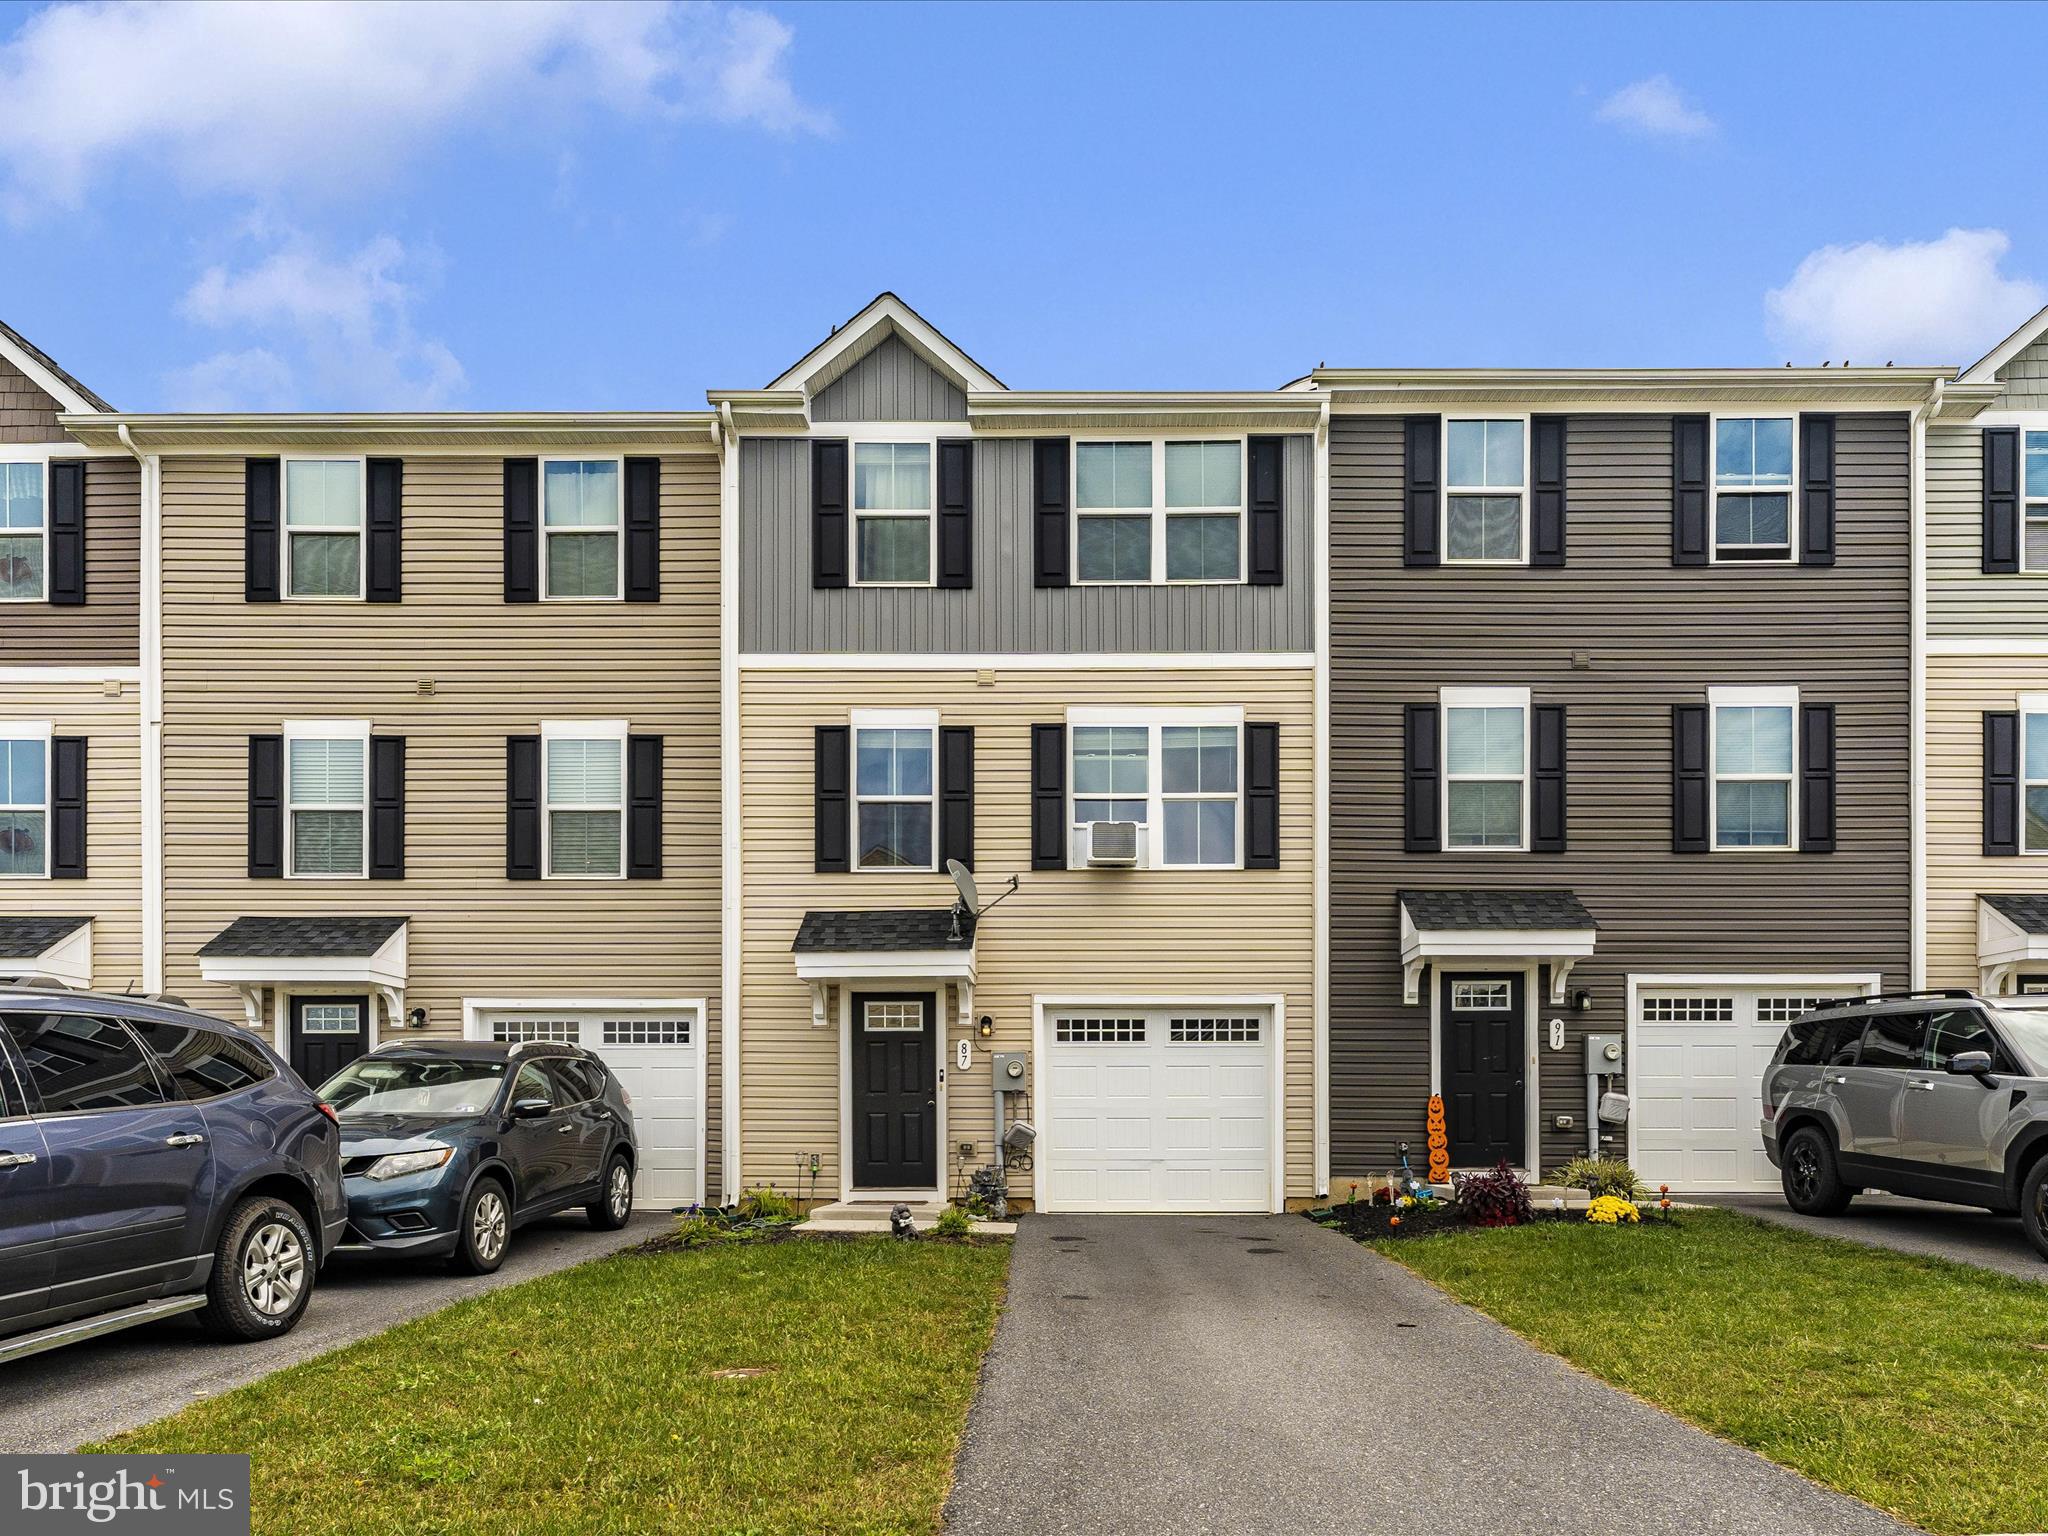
(850, 994), (937, 1190)
(1440, 974), (1524, 1168)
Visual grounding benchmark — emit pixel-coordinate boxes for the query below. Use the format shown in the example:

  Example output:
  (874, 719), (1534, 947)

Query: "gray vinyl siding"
(811, 335), (967, 422)
(1928, 336), (2048, 639)
(739, 434), (1315, 653)
(1329, 411), (1912, 1176)
(1995, 335), (2048, 407)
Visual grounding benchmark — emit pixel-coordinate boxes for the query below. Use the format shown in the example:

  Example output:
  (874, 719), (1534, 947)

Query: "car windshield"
(319, 1057), (507, 1117)
(1989, 1006), (2048, 1075)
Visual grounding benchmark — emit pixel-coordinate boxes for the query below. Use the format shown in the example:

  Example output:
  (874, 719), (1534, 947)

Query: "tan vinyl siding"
(159, 454), (724, 1181)
(737, 667), (1315, 1203)
(0, 680), (141, 987)
(3, 458), (141, 665)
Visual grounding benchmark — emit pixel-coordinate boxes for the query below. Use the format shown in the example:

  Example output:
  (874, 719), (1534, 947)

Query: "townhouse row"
(1, 294), (2043, 1213)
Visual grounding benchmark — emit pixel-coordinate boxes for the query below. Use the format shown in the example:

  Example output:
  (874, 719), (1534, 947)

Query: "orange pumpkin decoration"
(1425, 1094), (1450, 1183)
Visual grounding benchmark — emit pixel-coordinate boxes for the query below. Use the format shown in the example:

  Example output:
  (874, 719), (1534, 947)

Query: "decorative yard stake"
(1426, 1095), (1450, 1183)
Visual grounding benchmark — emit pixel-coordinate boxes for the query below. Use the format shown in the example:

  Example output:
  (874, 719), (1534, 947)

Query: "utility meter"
(991, 1052), (1029, 1092)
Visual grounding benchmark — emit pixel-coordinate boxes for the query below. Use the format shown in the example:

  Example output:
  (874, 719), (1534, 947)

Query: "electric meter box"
(1584, 1034), (1624, 1072)
(991, 1052), (1030, 1093)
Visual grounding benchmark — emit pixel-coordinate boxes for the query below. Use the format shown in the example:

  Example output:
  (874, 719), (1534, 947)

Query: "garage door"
(474, 1006), (701, 1209)
(1042, 1007), (1273, 1213)
(1632, 987), (1853, 1192)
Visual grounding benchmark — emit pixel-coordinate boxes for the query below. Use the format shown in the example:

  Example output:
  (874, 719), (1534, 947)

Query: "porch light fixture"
(978, 1013), (994, 1039)
(1572, 989), (1593, 1013)
(407, 1007), (428, 1029)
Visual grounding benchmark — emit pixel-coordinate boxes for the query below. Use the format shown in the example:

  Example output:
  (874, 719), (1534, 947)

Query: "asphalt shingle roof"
(1397, 889), (1597, 932)
(0, 915), (92, 958)
(197, 916), (408, 959)
(1984, 894), (2048, 935)
(0, 317), (115, 412)
(792, 908), (975, 953)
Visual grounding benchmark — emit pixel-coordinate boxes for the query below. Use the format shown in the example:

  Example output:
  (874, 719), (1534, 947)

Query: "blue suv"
(0, 986), (346, 1363)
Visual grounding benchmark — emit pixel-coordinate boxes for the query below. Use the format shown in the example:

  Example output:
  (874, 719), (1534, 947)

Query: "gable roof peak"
(1961, 300), (2048, 385)
(766, 292), (1004, 396)
(0, 318), (113, 413)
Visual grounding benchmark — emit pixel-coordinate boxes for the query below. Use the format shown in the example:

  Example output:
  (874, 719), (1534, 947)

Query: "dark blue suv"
(0, 987), (346, 1363)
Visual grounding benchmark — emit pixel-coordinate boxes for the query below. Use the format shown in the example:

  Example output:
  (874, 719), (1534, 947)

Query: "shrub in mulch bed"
(1306, 1199), (1679, 1241)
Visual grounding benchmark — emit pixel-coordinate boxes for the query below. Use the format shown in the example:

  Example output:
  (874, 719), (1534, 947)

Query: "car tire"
(451, 1176), (512, 1275)
(198, 1194), (316, 1341)
(1780, 1125), (1854, 1217)
(588, 1154), (634, 1231)
(2020, 1159), (2048, 1262)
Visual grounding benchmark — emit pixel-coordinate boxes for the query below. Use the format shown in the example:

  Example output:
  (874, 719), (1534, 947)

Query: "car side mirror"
(1946, 1051), (1996, 1082)
(510, 1097), (553, 1119)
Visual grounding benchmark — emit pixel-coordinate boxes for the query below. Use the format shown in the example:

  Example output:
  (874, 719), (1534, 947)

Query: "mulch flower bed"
(1307, 1200), (1679, 1240)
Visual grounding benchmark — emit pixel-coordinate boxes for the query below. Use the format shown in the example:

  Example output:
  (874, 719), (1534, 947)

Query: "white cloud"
(170, 233), (466, 409)
(1594, 75), (1716, 141)
(0, 0), (830, 210)
(1765, 228), (2046, 364)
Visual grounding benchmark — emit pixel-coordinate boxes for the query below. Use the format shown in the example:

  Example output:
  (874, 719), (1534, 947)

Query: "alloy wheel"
(1788, 1141), (1821, 1203)
(242, 1221), (306, 1317)
(472, 1189), (508, 1263)
(608, 1164), (632, 1221)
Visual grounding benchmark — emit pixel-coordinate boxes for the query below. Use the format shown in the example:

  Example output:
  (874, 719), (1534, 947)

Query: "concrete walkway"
(1709, 1192), (2048, 1282)
(944, 1215), (1909, 1536)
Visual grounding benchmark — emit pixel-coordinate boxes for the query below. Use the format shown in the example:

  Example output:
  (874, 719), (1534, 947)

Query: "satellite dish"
(946, 859), (980, 914)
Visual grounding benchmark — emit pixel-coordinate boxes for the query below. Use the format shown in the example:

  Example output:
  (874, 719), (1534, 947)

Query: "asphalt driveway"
(1708, 1192), (2047, 1281)
(1, 1212), (662, 1453)
(944, 1215), (1908, 1536)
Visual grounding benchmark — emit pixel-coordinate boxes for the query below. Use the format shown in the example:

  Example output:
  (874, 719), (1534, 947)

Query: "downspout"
(117, 424), (164, 994)
(1312, 392), (1331, 1198)
(1909, 386), (1933, 990)
(717, 399), (741, 1205)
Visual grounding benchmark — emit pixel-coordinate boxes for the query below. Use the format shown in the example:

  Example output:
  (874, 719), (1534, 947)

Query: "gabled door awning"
(0, 916), (93, 989)
(197, 916), (408, 1029)
(1398, 889), (1597, 1006)
(791, 908), (977, 1029)
(1978, 895), (2048, 994)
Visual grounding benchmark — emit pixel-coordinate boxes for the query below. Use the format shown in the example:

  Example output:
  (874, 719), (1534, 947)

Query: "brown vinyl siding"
(1330, 411), (1912, 1178)
(0, 355), (68, 444)
(2, 458), (141, 664)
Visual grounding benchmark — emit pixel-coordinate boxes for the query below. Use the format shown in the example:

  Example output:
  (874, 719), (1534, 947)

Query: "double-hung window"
(2022, 696), (2048, 853)
(1069, 709), (1242, 868)
(1713, 418), (1794, 561)
(851, 709), (936, 871)
(0, 461), (45, 602)
(541, 458), (622, 600)
(852, 442), (933, 585)
(1075, 440), (1244, 584)
(285, 721), (368, 877)
(0, 726), (49, 877)
(283, 459), (365, 599)
(1441, 688), (1528, 850)
(1710, 686), (1796, 849)
(2026, 432), (2048, 571)
(542, 721), (626, 877)
(1444, 419), (1526, 563)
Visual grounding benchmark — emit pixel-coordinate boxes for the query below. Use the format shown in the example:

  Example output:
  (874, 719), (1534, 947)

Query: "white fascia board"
(765, 294), (1004, 397)
(1399, 925), (1599, 967)
(793, 948), (976, 984)
(0, 332), (100, 416)
(199, 924), (408, 990)
(1960, 302), (2048, 384)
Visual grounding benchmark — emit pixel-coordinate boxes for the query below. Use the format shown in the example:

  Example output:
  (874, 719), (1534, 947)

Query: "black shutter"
(1530, 416), (1566, 568)
(47, 460), (85, 605)
(506, 735), (541, 880)
(1672, 415), (1710, 567)
(503, 459), (539, 603)
(50, 736), (86, 878)
(1031, 723), (1067, 869)
(1799, 704), (1836, 853)
(1985, 427), (2021, 575)
(1985, 710), (2021, 857)
(365, 456), (403, 602)
(1247, 436), (1284, 585)
(814, 725), (850, 872)
(1403, 415), (1441, 567)
(1799, 415), (1835, 567)
(244, 458), (281, 602)
(369, 736), (405, 879)
(1243, 721), (1280, 868)
(1033, 438), (1070, 588)
(247, 734), (283, 878)
(1403, 704), (1439, 853)
(1532, 704), (1567, 852)
(936, 439), (973, 589)
(939, 725), (975, 869)
(812, 440), (849, 590)
(1672, 704), (1709, 853)
(628, 734), (663, 878)
(624, 456), (661, 602)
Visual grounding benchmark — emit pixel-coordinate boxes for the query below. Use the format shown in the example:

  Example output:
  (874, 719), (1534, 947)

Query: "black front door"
(851, 993), (936, 1189)
(289, 995), (369, 1088)
(1440, 973), (1525, 1168)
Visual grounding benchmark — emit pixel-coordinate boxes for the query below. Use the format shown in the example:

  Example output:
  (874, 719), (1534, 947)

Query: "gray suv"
(1761, 990), (2048, 1258)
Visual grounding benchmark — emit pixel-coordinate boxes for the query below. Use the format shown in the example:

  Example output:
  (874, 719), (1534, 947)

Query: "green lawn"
(1372, 1208), (2048, 1536)
(94, 1237), (1010, 1536)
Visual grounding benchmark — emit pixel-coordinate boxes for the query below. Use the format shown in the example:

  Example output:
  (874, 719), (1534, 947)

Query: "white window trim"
(283, 719), (371, 880)
(1440, 415), (1531, 567)
(0, 459), (49, 604)
(1070, 436), (1249, 588)
(540, 718), (629, 880)
(1065, 704), (1245, 870)
(849, 706), (939, 875)
(538, 455), (626, 603)
(1440, 686), (1531, 854)
(280, 455), (368, 602)
(1709, 413), (1797, 566)
(0, 720), (52, 879)
(2024, 429), (2048, 575)
(846, 429), (940, 589)
(2020, 693), (2048, 855)
(1708, 685), (1799, 852)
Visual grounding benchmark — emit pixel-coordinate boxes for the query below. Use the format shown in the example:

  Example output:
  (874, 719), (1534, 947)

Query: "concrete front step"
(797, 1200), (1015, 1236)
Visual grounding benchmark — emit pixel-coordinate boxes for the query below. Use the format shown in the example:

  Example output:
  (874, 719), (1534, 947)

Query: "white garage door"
(474, 1006), (702, 1209)
(1632, 987), (1852, 1193)
(1042, 1007), (1274, 1213)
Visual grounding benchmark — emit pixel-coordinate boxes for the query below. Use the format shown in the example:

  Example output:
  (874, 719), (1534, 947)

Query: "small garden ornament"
(1425, 1095), (1450, 1183)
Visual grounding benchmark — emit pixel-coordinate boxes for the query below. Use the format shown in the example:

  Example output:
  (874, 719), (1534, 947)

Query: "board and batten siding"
(1329, 411), (1912, 1178)
(157, 455), (725, 1181)
(738, 666), (1314, 1202)
(810, 334), (967, 423)
(0, 681), (142, 988)
(738, 434), (1314, 653)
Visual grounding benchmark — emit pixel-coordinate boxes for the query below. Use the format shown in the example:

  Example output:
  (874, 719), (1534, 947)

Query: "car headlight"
(362, 1146), (454, 1181)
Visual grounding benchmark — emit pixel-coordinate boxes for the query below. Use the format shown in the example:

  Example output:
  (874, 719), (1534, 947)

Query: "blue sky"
(2, 1), (2046, 410)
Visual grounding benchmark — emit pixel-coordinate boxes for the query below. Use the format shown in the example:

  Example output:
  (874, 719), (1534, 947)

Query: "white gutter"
(117, 424), (164, 994)
(1909, 396), (1929, 989)
(1312, 392), (1331, 1198)
(717, 398), (741, 1204)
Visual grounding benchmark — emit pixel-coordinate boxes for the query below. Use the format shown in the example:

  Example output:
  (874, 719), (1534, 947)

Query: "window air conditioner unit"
(1081, 820), (1141, 867)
